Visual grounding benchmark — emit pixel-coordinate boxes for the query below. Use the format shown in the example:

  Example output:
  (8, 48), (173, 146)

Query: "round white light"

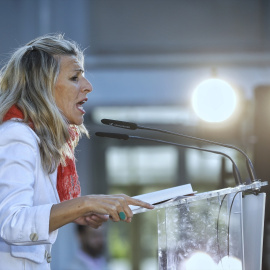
(182, 251), (218, 270)
(217, 256), (242, 270)
(192, 79), (237, 123)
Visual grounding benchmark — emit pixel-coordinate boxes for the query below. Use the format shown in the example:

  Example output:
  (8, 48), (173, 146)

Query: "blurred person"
(67, 225), (108, 270)
(0, 34), (154, 270)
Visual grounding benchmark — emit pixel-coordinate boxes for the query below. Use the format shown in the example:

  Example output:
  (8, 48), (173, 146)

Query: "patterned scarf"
(3, 104), (81, 202)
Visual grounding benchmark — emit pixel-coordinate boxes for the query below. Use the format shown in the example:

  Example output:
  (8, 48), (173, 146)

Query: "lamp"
(192, 78), (237, 123)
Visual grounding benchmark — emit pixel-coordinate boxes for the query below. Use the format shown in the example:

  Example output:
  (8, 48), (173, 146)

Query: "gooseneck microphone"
(95, 132), (242, 185)
(101, 118), (257, 182)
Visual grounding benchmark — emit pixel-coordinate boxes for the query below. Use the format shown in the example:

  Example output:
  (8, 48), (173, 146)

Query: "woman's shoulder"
(0, 120), (40, 145)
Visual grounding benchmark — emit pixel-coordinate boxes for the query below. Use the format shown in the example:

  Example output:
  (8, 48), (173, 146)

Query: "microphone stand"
(101, 119), (257, 182)
(95, 132), (242, 186)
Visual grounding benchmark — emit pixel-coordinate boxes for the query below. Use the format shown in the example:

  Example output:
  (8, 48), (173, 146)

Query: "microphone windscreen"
(101, 119), (137, 130)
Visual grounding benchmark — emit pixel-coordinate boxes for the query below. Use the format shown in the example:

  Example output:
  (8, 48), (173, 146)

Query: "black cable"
(216, 191), (241, 269)
(227, 192), (241, 263)
(216, 194), (228, 269)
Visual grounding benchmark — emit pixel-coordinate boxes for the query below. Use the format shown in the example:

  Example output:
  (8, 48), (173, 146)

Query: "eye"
(70, 76), (79, 82)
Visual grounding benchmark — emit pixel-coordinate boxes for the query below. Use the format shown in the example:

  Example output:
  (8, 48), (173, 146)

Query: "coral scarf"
(3, 105), (81, 202)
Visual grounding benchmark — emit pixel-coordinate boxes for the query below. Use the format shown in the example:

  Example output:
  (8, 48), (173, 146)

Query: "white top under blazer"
(0, 120), (60, 270)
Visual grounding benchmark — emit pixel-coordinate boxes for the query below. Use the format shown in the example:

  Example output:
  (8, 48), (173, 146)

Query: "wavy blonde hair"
(0, 34), (89, 173)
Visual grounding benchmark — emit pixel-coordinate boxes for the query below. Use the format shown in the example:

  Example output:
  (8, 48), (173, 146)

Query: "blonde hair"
(0, 34), (89, 173)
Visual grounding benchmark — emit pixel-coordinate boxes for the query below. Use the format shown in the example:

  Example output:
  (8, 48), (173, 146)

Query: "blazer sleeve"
(0, 121), (57, 245)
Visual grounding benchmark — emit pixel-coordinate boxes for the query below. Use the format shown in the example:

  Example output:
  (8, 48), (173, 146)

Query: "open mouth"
(76, 98), (88, 113)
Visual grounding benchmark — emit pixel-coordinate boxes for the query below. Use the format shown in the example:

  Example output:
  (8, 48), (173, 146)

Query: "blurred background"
(1, 0), (270, 269)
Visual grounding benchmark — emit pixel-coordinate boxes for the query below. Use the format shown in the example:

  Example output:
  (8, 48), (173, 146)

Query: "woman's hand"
(49, 193), (154, 232)
(84, 194), (154, 223)
(74, 214), (109, 228)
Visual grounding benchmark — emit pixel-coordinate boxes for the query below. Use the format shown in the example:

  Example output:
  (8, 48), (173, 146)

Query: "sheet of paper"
(129, 184), (194, 211)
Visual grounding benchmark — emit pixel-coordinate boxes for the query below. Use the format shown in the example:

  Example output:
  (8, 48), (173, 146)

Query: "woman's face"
(54, 55), (92, 125)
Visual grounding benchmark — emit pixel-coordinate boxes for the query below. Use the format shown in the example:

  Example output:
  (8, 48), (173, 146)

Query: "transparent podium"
(134, 181), (267, 270)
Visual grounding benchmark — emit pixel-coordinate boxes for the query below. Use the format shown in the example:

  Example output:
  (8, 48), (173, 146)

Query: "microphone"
(95, 131), (242, 186)
(101, 118), (257, 182)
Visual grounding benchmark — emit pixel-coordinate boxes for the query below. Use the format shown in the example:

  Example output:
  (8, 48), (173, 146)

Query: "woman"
(0, 34), (153, 269)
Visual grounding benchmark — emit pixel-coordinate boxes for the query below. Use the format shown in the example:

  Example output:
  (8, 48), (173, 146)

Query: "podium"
(133, 181), (267, 270)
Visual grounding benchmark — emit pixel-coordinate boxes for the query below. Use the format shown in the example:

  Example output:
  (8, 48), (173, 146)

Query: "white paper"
(130, 184), (194, 211)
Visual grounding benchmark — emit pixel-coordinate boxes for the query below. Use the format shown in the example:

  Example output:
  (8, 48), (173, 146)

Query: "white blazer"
(0, 120), (60, 270)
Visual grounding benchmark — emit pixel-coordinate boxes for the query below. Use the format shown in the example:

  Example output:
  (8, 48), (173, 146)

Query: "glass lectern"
(133, 181), (267, 270)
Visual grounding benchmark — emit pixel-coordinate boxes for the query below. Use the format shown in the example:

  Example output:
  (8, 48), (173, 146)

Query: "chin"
(73, 121), (84, 126)
(76, 118), (84, 126)
(69, 118), (84, 126)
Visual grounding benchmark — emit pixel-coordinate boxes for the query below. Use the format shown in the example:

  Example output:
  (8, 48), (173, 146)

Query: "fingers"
(84, 214), (106, 228)
(85, 194), (154, 224)
(74, 214), (109, 228)
(124, 196), (155, 210)
(107, 196), (132, 223)
(85, 219), (101, 229)
(105, 194), (154, 223)
(117, 196), (134, 222)
(91, 213), (110, 222)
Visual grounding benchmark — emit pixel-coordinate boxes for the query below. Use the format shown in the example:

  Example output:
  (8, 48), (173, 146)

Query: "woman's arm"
(0, 122), (57, 245)
(0, 122), (154, 241)
(49, 194), (154, 232)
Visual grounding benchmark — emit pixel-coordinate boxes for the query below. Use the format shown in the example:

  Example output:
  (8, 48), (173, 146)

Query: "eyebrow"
(74, 68), (84, 73)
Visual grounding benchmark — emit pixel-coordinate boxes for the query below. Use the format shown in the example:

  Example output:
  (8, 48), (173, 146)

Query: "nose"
(82, 77), (93, 93)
